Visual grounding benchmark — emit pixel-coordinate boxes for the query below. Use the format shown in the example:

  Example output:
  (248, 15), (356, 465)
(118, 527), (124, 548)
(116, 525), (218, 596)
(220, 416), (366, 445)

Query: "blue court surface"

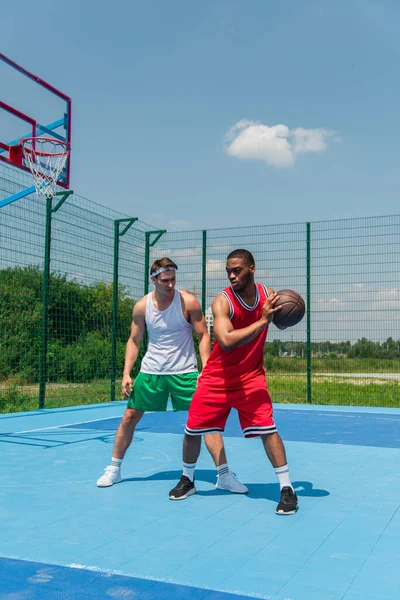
(1, 402), (400, 600)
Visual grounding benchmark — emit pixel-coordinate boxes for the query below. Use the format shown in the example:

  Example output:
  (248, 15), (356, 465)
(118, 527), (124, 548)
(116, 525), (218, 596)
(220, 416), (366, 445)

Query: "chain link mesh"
(1, 160), (399, 412)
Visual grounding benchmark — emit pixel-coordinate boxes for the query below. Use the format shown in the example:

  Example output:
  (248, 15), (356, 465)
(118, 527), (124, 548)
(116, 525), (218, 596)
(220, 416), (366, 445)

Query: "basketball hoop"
(19, 137), (70, 198)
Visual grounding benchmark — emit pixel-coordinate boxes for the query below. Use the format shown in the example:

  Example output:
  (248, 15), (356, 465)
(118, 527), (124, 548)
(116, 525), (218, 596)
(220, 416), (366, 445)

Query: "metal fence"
(1, 161), (399, 412)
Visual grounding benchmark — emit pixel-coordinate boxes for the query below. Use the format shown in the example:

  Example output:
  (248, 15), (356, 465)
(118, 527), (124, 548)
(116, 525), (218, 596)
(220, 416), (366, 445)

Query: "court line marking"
(9, 410), (163, 435)
(10, 415), (125, 435)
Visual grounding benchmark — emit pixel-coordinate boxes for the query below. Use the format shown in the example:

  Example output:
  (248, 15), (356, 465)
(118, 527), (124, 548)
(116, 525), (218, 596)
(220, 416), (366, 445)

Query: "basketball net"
(20, 137), (70, 199)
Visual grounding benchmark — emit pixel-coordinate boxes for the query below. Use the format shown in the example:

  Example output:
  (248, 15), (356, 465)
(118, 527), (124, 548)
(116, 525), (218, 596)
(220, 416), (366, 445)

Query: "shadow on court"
(122, 468), (329, 500)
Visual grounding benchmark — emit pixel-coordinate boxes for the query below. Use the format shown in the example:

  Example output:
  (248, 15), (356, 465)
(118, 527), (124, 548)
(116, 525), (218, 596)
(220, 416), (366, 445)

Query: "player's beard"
(235, 271), (254, 293)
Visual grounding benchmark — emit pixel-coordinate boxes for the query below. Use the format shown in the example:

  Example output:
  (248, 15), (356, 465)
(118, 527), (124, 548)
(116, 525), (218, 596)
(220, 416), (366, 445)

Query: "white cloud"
(225, 120), (340, 167)
(206, 259), (226, 273)
(372, 287), (400, 309)
(152, 247), (202, 260)
(314, 297), (346, 311)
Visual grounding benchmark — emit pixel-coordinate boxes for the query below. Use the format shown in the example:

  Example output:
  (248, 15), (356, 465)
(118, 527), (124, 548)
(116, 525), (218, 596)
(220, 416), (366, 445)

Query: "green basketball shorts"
(127, 372), (198, 412)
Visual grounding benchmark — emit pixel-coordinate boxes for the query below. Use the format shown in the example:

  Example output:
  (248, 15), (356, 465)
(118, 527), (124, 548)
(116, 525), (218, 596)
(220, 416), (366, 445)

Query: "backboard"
(0, 53), (71, 207)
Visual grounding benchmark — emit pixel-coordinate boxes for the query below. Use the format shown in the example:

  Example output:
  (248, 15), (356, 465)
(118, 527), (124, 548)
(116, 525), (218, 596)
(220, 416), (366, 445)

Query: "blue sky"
(1, 0), (400, 231)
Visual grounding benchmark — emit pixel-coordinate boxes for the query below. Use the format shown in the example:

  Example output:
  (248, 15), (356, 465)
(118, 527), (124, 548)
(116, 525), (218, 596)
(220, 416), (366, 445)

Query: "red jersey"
(200, 283), (269, 389)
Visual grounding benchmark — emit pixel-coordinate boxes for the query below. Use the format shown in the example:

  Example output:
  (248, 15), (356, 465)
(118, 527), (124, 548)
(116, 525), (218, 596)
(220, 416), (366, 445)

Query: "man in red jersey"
(169, 249), (298, 515)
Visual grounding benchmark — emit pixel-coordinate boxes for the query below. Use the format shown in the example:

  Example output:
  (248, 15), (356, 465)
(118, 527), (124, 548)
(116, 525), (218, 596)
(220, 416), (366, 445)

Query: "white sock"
(183, 461), (196, 482)
(274, 464), (293, 490)
(111, 457), (122, 468)
(217, 463), (229, 477)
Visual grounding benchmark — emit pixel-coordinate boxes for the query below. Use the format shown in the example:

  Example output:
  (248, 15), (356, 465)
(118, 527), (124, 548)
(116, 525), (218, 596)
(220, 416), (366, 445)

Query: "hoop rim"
(19, 137), (70, 157)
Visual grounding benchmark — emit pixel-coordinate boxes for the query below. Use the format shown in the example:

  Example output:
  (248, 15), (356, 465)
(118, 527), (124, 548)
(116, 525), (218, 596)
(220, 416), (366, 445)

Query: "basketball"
(272, 289), (305, 330)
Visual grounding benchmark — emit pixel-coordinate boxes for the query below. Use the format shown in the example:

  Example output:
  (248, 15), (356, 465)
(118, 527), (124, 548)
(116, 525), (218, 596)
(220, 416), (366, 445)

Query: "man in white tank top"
(97, 257), (247, 495)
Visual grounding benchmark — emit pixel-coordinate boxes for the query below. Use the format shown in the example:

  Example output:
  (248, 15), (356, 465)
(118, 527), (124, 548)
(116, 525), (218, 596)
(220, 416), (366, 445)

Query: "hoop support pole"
(0, 186), (36, 208)
(38, 190), (73, 409)
(110, 217), (139, 402)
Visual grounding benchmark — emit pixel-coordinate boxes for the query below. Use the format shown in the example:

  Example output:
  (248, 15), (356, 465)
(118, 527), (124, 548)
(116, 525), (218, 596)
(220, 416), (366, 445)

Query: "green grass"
(265, 357), (400, 374)
(0, 380), (113, 414)
(268, 374), (400, 408)
(0, 385), (36, 414)
(1, 365), (399, 414)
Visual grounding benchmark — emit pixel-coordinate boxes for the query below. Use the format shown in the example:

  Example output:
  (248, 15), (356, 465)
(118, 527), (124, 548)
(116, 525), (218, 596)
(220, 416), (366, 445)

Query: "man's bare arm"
(185, 293), (211, 369)
(212, 291), (280, 351)
(121, 298), (146, 398)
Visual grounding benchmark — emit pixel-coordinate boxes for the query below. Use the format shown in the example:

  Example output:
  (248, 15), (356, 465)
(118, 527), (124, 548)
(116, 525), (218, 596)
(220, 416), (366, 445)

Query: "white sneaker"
(97, 465), (122, 487)
(215, 471), (248, 494)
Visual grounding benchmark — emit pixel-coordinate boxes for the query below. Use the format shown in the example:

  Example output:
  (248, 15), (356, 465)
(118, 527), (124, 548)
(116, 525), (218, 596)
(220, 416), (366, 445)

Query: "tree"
(348, 338), (379, 359)
(0, 266), (136, 383)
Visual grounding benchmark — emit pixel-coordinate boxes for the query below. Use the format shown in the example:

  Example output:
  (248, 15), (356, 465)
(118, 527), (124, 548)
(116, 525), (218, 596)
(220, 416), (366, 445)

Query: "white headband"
(151, 266), (176, 277)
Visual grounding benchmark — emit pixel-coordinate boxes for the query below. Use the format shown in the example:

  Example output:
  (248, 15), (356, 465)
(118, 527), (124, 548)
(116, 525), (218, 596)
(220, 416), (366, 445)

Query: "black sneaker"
(169, 475), (196, 500)
(276, 486), (298, 515)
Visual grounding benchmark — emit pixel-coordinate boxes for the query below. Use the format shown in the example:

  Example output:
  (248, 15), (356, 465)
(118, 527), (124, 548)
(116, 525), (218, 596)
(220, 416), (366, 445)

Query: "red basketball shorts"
(185, 380), (277, 438)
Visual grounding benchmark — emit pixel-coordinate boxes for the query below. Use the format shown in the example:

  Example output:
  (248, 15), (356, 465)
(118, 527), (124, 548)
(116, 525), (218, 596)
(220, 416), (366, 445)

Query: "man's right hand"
(122, 375), (133, 398)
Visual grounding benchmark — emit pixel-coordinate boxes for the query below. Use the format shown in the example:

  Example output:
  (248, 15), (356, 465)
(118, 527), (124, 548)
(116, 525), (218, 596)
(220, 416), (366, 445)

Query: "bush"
(0, 266), (136, 384)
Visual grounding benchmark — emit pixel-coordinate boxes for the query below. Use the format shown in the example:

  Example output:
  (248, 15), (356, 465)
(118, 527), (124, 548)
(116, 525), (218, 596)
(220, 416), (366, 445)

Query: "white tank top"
(140, 289), (198, 375)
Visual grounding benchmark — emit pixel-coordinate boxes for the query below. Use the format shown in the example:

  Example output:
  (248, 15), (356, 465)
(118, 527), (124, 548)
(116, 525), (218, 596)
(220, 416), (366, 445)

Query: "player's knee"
(261, 431), (280, 444)
(122, 409), (143, 426)
(204, 433), (223, 446)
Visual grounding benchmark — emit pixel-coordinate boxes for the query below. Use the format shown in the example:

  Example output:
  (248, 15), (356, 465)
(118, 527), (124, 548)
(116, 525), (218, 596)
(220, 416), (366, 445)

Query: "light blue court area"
(1, 403), (400, 600)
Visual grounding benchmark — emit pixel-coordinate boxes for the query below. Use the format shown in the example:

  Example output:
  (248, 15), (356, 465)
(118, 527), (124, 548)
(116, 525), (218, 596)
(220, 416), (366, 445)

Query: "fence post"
(38, 190), (73, 410)
(110, 218), (138, 402)
(201, 230), (207, 315)
(136, 230), (167, 378)
(144, 230), (167, 294)
(306, 221), (312, 404)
